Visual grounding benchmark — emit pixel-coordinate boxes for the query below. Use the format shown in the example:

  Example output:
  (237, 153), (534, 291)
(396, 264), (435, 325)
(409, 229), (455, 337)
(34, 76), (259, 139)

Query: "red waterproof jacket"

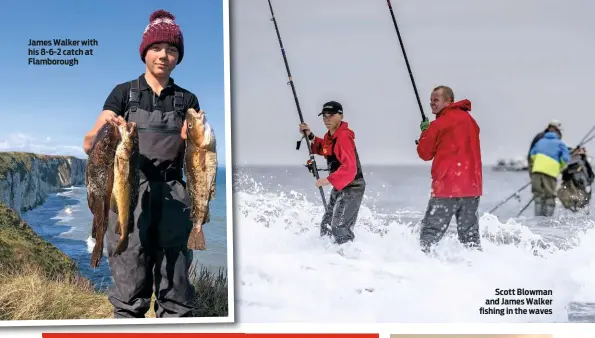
(416, 99), (483, 198)
(311, 122), (358, 191)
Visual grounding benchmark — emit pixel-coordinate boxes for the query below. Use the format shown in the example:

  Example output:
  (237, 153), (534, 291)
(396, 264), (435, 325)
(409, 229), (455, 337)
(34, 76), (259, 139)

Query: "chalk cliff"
(0, 152), (86, 214)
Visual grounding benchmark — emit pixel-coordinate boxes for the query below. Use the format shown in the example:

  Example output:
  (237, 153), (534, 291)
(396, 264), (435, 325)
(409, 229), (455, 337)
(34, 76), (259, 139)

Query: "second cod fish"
(184, 108), (218, 251)
(110, 122), (140, 256)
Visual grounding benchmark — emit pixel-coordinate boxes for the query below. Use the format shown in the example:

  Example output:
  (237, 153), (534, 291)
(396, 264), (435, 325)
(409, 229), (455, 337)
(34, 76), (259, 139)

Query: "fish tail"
(90, 241), (103, 267)
(187, 228), (206, 251)
(113, 236), (129, 256)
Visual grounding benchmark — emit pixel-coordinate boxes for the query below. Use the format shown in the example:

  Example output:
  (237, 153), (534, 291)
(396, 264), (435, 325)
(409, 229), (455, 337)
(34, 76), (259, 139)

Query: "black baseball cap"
(318, 101), (343, 116)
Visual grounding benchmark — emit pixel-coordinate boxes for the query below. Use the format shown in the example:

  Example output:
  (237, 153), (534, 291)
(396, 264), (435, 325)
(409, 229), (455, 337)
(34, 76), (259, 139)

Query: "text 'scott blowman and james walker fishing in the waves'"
(83, 9), (217, 319)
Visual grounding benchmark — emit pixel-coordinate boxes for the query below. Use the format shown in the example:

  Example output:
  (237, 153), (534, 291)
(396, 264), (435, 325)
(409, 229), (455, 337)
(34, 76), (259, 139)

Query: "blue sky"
(0, 0), (226, 166)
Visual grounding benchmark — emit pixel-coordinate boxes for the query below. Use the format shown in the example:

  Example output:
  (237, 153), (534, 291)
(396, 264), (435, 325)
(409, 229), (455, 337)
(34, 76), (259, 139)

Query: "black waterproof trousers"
(419, 196), (482, 253)
(320, 178), (366, 244)
(105, 179), (195, 318)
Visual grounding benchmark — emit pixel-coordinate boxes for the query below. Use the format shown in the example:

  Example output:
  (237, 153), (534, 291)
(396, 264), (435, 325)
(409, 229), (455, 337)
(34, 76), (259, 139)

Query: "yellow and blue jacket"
(529, 131), (570, 178)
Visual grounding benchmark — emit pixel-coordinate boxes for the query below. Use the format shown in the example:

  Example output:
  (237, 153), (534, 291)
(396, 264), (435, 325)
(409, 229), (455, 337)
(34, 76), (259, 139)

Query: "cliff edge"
(0, 152), (86, 214)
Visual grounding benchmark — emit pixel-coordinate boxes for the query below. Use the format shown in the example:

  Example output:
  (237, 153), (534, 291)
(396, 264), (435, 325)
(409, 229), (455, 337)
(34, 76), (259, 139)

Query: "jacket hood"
(437, 99), (471, 117)
(543, 131), (560, 139)
(329, 121), (354, 140)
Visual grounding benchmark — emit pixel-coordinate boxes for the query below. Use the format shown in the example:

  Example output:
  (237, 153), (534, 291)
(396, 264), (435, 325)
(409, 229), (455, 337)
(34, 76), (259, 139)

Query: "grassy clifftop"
(0, 151), (85, 181)
(0, 201), (228, 320)
(0, 201), (112, 320)
(0, 152), (87, 213)
(0, 201), (78, 279)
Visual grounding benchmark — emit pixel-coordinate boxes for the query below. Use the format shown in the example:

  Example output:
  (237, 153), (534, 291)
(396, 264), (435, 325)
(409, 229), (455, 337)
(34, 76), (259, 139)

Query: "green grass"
(0, 202), (78, 280)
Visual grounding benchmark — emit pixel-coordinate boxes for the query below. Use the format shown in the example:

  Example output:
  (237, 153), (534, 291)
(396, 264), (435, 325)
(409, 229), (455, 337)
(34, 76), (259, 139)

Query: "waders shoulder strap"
(125, 79), (140, 121)
(173, 90), (184, 114)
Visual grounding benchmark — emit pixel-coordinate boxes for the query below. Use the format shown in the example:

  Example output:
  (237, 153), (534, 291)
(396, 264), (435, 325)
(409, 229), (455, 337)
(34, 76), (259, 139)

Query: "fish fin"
(187, 228), (206, 251)
(110, 193), (118, 214)
(91, 215), (98, 239)
(113, 236), (129, 256)
(91, 202), (108, 268)
(89, 194), (99, 239)
(114, 219), (121, 235)
(209, 168), (217, 201)
(87, 190), (95, 213)
(200, 121), (216, 148)
(204, 209), (211, 224)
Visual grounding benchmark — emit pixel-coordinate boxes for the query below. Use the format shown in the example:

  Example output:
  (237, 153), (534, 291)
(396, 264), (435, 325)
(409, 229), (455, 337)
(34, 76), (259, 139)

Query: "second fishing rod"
(386, 0), (427, 145)
(267, 0), (328, 212)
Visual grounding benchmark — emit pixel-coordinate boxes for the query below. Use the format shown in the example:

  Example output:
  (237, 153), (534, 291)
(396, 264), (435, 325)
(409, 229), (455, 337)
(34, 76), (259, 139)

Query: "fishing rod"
(488, 181), (531, 214)
(577, 124), (595, 146)
(386, 0), (427, 145)
(267, 0), (328, 212)
(516, 197), (534, 217)
(583, 133), (595, 146)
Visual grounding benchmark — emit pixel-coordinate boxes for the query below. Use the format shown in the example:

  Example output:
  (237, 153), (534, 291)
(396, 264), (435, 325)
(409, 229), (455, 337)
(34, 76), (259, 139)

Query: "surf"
(233, 170), (595, 323)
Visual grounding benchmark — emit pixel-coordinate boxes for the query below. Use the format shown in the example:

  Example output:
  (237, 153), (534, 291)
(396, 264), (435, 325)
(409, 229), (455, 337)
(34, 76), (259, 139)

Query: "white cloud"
(0, 133), (86, 159)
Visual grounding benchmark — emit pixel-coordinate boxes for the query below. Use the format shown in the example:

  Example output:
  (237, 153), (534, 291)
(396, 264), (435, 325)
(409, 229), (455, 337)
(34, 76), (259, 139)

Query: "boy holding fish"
(83, 9), (217, 318)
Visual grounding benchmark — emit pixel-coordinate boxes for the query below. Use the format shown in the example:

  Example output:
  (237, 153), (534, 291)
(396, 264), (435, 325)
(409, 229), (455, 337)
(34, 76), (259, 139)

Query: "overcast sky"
(231, 0), (595, 166)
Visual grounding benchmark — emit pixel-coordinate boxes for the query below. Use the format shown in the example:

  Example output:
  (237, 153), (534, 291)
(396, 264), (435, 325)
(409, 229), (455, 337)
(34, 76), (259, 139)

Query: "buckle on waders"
(162, 169), (182, 182)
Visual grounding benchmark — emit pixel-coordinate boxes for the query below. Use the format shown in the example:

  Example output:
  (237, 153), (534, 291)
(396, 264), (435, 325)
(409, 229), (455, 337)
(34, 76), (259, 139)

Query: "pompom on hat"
(139, 9), (184, 64)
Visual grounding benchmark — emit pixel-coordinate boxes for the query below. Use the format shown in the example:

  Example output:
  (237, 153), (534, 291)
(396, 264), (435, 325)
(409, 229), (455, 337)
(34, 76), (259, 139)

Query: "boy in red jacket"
(299, 101), (366, 244)
(416, 86), (483, 253)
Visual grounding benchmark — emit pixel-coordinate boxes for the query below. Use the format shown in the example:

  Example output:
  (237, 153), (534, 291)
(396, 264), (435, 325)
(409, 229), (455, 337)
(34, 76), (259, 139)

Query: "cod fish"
(110, 122), (140, 256)
(184, 108), (217, 250)
(86, 122), (120, 268)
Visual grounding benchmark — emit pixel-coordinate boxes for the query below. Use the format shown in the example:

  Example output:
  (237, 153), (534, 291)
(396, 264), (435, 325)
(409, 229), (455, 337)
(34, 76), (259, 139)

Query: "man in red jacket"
(299, 101), (366, 244)
(416, 86), (483, 253)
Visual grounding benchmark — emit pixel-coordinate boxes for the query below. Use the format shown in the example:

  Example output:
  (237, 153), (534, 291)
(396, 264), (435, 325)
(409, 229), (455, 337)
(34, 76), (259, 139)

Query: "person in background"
(527, 121), (563, 173)
(528, 126), (570, 217)
(416, 85), (483, 253)
(298, 101), (366, 245)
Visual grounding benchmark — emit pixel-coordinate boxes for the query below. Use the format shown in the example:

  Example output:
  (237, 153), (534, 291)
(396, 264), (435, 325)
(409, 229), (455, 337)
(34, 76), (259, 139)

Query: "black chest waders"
(105, 79), (196, 318)
(319, 138), (366, 245)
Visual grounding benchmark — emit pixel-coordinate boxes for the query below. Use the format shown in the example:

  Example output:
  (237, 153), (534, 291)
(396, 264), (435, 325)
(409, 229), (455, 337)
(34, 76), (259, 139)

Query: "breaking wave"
(233, 172), (595, 323)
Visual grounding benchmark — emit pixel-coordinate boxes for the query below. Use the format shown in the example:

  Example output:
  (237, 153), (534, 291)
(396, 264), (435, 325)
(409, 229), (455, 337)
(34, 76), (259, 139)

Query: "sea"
(20, 167), (228, 293)
(232, 165), (595, 323)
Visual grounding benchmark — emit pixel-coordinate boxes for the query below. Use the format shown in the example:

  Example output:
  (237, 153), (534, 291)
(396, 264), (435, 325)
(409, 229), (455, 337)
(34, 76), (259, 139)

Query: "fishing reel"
(304, 159), (329, 175)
